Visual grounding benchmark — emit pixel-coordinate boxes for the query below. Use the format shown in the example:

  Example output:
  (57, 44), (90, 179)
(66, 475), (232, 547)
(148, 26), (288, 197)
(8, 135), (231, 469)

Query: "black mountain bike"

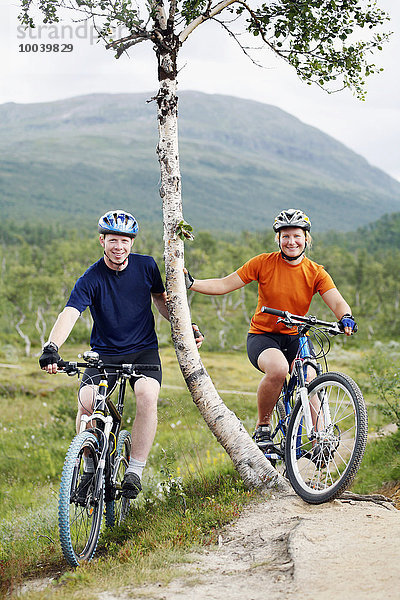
(57, 351), (160, 567)
(261, 307), (368, 504)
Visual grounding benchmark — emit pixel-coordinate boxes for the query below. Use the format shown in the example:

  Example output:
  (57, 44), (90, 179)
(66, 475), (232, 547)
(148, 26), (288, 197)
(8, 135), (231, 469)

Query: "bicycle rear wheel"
(105, 430), (132, 527)
(285, 372), (368, 504)
(58, 431), (104, 566)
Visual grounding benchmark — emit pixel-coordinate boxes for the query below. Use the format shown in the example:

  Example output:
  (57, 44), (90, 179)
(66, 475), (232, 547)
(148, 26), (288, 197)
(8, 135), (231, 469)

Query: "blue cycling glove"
(338, 314), (358, 333)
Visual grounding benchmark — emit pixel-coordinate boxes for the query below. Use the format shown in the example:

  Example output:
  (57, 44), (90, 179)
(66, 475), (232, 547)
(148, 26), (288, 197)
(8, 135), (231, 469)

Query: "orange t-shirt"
(236, 252), (336, 335)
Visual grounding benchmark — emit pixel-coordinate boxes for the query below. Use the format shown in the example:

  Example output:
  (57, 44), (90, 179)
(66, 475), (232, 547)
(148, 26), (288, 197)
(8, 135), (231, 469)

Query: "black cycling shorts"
(79, 347), (162, 391)
(247, 332), (314, 372)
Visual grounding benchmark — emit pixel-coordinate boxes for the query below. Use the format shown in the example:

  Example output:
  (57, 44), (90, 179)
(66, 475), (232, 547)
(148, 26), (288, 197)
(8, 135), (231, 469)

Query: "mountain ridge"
(1, 91), (399, 231)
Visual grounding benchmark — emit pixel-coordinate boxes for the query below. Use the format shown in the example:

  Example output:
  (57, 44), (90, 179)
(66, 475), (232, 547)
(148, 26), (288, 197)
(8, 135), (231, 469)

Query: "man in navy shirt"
(40, 209), (202, 500)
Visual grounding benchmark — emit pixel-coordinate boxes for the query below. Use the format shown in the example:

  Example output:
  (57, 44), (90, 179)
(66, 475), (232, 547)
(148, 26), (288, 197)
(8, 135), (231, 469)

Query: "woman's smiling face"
(279, 227), (306, 260)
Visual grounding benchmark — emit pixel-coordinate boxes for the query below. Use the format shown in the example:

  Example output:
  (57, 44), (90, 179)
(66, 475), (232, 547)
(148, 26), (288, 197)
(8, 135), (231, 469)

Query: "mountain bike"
(261, 307), (368, 504)
(57, 351), (160, 567)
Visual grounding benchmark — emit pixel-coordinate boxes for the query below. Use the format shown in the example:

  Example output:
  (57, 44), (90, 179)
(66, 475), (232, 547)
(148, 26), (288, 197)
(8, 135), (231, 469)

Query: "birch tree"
(19, 0), (389, 491)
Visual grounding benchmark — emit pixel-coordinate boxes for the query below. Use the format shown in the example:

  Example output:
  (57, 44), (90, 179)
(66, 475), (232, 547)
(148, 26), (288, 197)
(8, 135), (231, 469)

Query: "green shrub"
(367, 349), (400, 427)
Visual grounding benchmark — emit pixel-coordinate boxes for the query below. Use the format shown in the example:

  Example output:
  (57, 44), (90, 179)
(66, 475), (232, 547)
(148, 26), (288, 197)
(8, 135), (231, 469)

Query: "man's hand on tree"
(192, 322), (204, 348)
(183, 267), (194, 289)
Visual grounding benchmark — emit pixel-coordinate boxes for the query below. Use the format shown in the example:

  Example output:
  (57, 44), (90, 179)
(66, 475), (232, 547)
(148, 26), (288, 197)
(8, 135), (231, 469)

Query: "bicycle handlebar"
(261, 306), (343, 335)
(57, 359), (161, 375)
(261, 307), (286, 318)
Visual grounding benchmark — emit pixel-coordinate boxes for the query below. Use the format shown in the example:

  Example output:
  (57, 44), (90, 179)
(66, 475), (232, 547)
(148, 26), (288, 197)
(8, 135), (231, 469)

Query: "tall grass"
(352, 346), (400, 493)
(352, 430), (400, 494)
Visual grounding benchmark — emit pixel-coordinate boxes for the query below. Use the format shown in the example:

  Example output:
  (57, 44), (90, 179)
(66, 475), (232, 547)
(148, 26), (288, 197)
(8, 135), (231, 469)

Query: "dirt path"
(98, 492), (400, 600)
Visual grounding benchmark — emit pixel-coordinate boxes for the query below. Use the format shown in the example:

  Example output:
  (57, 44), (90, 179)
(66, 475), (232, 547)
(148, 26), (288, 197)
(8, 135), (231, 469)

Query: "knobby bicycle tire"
(58, 431), (104, 566)
(105, 430), (132, 527)
(285, 372), (368, 504)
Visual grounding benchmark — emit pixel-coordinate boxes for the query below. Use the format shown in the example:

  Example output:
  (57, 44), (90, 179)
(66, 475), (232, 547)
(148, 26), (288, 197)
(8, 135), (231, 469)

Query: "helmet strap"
(280, 248), (305, 262)
(103, 250), (129, 271)
(279, 237), (307, 262)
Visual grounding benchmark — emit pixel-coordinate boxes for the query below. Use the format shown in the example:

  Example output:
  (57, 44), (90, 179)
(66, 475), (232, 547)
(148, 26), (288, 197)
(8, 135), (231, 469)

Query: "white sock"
(126, 458), (146, 479)
(84, 456), (95, 473)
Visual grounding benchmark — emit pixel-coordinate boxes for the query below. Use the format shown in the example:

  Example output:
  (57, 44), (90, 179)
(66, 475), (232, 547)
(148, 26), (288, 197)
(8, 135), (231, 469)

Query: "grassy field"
(0, 343), (398, 597)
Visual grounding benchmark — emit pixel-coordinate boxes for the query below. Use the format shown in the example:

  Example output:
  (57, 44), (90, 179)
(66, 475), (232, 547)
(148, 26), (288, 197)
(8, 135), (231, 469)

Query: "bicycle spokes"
(285, 372), (367, 504)
(105, 430), (132, 527)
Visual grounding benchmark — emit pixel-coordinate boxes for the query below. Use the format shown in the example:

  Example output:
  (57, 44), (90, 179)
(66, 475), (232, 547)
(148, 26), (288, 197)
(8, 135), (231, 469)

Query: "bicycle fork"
(296, 368), (333, 441)
(78, 379), (114, 503)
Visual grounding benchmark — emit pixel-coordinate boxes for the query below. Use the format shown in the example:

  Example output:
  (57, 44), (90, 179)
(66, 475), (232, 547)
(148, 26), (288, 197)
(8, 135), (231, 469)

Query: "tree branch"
(179, 0), (236, 42)
(150, 0), (168, 30)
(212, 15), (264, 68)
(168, 0), (178, 27)
(105, 30), (151, 56)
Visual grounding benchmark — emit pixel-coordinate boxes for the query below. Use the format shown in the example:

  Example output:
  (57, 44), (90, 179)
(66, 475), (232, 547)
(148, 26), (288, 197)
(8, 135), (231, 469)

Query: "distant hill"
(1, 91), (399, 232)
(320, 211), (400, 254)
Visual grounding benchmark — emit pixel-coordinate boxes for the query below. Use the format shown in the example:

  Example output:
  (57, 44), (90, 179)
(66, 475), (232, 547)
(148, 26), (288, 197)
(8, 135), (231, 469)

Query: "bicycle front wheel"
(58, 431), (104, 566)
(105, 429), (131, 527)
(285, 372), (368, 504)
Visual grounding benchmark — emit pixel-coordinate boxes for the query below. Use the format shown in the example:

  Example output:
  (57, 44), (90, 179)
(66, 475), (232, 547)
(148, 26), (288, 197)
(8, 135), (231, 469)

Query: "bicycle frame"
(293, 327), (327, 440)
(258, 307), (367, 504)
(58, 353), (161, 566)
(77, 368), (133, 503)
(265, 325), (333, 462)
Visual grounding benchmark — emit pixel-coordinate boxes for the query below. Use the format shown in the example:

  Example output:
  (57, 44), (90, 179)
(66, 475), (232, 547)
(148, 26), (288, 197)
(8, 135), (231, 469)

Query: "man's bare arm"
(152, 292), (169, 320)
(42, 307), (81, 373)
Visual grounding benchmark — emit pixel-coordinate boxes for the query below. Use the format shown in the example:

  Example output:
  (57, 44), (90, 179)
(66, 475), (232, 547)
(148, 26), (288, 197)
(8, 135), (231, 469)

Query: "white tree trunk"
(155, 43), (288, 492)
(35, 305), (47, 348)
(15, 313), (31, 357)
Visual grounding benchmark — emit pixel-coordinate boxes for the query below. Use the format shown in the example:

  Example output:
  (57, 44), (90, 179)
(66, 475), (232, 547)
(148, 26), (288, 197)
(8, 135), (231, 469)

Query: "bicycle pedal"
(265, 453), (282, 461)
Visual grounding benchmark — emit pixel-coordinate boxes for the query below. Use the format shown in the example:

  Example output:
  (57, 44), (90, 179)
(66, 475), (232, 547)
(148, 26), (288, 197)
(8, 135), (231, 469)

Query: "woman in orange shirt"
(185, 209), (357, 449)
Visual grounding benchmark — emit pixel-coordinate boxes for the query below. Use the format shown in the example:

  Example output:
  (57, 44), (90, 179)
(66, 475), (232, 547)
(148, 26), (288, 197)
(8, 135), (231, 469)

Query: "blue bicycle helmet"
(98, 210), (139, 238)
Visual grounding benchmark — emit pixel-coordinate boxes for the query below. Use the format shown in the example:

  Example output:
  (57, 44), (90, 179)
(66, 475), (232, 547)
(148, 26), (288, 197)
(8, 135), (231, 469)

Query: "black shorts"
(79, 347), (162, 392)
(247, 332), (314, 372)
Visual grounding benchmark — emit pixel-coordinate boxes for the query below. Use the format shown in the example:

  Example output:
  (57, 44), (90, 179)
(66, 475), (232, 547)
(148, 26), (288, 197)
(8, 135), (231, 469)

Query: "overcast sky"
(2, 0), (399, 180)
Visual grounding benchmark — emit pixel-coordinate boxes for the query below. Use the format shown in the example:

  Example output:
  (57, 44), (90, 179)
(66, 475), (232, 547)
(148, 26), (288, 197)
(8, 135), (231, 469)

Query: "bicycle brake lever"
(326, 325), (342, 337)
(277, 317), (293, 327)
(65, 363), (80, 376)
(57, 360), (79, 376)
(67, 368), (79, 376)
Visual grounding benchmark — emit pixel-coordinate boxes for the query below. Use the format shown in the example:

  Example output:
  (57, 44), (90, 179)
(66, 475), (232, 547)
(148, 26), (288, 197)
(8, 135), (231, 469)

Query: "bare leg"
(130, 377), (160, 462)
(256, 348), (289, 426)
(76, 385), (96, 433)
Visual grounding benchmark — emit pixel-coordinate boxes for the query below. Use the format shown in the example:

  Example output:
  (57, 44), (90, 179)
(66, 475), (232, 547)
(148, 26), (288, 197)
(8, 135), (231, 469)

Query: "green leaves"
(181, 0), (209, 24)
(18, 0), (145, 52)
(176, 220), (194, 241)
(17, 0), (390, 98)
(244, 0), (390, 99)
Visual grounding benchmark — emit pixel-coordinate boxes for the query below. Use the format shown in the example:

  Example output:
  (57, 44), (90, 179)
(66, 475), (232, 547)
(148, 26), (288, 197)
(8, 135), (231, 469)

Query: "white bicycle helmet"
(273, 209), (311, 232)
(98, 210), (139, 238)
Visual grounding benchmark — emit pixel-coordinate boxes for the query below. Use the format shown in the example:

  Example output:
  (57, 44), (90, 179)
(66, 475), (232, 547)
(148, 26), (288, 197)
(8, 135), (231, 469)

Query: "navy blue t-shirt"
(66, 254), (165, 355)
